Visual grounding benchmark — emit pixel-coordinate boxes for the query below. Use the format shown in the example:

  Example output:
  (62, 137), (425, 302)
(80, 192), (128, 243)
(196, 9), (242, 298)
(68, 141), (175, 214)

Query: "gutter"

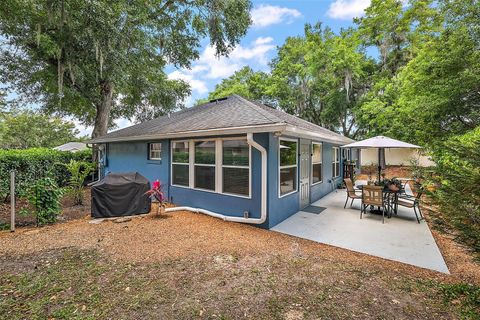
(165, 133), (267, 225)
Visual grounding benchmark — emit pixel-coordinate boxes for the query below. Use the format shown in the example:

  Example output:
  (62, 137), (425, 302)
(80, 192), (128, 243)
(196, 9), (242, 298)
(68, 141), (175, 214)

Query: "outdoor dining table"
(355, 184), (404, 218)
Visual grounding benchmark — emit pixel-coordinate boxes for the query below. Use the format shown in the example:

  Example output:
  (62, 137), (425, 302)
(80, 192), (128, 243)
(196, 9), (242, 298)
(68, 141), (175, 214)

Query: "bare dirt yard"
(1, 189), (479, 319)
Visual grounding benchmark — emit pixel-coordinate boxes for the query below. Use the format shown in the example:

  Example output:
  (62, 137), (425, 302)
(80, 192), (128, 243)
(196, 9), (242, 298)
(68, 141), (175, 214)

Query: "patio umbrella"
(342, 136), (421, 182)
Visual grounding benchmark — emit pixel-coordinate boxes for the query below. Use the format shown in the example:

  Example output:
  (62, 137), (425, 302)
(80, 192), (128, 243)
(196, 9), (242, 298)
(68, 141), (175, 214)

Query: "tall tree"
(0, 0), (252, 145)
(207, 66), (270, 102)
(357, 0), (479, 144)
(268, 24), (373, 137)
(0, 110), (80, 149)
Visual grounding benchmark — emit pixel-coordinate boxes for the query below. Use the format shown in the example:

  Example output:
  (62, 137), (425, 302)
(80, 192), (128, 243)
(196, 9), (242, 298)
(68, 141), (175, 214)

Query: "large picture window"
(171, 137), (252, 197)
(172, 141), (189, 187)
(222, 139), (249, 196)
(279, 139), (297, 196)
(312, 142), (322, 185)
(148, 143), (162, 160)
(194, 141), (216, 191)
(332, 147), (340, 178)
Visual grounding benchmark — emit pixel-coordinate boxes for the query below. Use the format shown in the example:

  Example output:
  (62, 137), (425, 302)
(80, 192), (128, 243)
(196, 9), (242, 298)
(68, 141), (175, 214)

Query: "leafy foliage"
(208, 66), (271, 103)
(0, 110), (81, 149)
(206, 24), (374, 138)
(0, 0), (252, 138)
(27, 177), (64, 225)
(0, 148), (91, 199)
(428, 128), (480, 255)
(62, 159), (96, 205)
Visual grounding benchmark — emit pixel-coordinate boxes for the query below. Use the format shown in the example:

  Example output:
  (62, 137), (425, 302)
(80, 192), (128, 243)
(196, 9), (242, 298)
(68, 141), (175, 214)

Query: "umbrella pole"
(378, 148), (381, 182)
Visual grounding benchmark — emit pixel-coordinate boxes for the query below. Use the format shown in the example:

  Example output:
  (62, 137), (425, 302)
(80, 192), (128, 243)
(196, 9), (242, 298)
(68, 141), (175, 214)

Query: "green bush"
(62, 159), (96, 205)
(429, 127), (480, 256)
(0, 148), (92, 199)
(28, 177), (64, 225)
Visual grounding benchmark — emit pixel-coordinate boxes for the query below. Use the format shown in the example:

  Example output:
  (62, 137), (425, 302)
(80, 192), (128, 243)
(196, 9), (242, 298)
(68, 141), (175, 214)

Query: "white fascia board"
(89, 123), (287, 144)
(283, 125), (354, 146)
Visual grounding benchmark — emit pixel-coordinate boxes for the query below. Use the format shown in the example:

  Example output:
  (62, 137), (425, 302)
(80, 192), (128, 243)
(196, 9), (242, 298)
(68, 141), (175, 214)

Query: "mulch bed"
(1, 187), (478, 286)
(0, 188), (92, 228)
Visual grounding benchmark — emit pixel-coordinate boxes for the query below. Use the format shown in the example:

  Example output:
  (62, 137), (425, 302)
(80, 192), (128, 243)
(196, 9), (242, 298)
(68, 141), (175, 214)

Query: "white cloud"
(168, 70), (209, 94)
(197, 36), (275, 79)
(251, 4), (302, 28)
(327, 0), (370, 20)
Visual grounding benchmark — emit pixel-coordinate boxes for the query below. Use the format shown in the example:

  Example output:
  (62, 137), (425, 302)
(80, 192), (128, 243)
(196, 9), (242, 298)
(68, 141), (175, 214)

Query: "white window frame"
(343, 148), (351, 161)
(171, 140), (190, 188)
(170, 136), (252, 199)
(332, 147), (340, 178)
(148, 142), (162, 160)
(311, 142), (323, 186)
(221, 137), (252, 198)
(278, 137), (298, 198)
(193, 139), (217, 192)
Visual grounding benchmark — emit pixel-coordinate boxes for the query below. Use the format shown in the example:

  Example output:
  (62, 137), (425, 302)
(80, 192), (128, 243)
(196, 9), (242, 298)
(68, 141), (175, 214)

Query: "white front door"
(299, 140), (310, 209)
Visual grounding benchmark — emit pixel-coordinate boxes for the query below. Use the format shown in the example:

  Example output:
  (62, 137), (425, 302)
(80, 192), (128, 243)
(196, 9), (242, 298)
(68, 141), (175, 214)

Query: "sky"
(166, 0), (370, 107)
(6, 0), (373, 136)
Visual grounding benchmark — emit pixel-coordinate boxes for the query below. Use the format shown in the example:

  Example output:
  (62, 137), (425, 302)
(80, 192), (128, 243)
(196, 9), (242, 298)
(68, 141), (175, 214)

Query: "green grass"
(1, 248), (479, 319)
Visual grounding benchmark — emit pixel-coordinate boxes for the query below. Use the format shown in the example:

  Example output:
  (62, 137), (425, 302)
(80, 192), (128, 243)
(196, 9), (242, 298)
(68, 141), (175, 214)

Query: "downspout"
(165, 133), (268, 225)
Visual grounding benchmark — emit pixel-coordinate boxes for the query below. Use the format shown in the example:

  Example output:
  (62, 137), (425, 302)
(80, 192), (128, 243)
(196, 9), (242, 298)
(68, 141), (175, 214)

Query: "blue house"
(90, 95), (357, 229)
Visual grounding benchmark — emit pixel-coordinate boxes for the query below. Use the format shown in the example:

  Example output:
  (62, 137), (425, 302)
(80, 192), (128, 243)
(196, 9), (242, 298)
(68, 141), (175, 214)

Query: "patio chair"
(344, 178), (361, 208)
(397, 185), (424, 223)
(361, 185), (387, 223)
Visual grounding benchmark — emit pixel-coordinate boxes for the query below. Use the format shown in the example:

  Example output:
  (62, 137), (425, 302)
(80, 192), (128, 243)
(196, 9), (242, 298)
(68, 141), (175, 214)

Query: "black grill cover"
(91, 172), (151, 218)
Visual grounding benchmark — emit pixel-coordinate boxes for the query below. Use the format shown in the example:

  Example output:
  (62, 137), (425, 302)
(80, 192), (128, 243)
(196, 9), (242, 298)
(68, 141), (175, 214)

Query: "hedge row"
(0, 148), (93, 199)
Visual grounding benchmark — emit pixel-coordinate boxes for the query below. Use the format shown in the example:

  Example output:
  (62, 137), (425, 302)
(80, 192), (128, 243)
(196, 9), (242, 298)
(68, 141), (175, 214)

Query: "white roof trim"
(90, 123), (287, 143)
(284, 125), (354, 145)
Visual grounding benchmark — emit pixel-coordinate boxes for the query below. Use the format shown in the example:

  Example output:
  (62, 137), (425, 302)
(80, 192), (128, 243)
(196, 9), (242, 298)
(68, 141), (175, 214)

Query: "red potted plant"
(145, 180), (166, 218)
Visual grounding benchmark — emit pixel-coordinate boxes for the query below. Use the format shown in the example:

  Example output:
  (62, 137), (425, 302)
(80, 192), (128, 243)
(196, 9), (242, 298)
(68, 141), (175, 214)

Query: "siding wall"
(168, 133), (267, 228)
(104, 132), (343, 229)
(105, 140), (170, 196)
(309, 142), (344, 208)
(266, 135), (344, 228)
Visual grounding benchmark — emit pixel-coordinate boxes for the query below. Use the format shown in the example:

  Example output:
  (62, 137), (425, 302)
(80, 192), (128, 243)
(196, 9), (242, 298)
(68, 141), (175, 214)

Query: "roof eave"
(284, 125), (354, 145)
(88, 123), (288, 144)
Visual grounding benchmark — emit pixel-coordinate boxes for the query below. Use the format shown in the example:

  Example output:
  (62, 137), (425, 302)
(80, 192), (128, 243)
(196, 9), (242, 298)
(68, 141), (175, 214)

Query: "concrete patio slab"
(271, 189), (449, 273)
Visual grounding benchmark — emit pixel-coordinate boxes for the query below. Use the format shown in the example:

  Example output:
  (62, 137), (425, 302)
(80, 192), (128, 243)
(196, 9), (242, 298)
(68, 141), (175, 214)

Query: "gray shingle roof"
(90, 95), (353, 144)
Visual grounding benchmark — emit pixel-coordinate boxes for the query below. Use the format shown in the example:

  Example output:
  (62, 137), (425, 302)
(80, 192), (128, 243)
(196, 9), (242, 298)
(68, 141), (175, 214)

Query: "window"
(148, 143), (162, 160)
(343, 148), (351, 161)
(332, 147), (340, 178)
(222, 139), (249, 196)
(172, 141), (189, 186)
(312, 142), (322, 185)
(194, 140), (216, 191)
(170, 137), (251, 197)
(279, 139), (297, 196)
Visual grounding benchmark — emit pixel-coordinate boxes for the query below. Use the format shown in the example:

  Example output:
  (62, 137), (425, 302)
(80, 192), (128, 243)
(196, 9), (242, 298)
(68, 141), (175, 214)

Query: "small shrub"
(63, 160), (96, 205)
(28, 177), (64, 225)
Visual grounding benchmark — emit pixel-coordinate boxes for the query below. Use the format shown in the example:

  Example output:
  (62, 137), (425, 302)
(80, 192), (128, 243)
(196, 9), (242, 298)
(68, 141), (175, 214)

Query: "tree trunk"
(91, 81), (114, 162)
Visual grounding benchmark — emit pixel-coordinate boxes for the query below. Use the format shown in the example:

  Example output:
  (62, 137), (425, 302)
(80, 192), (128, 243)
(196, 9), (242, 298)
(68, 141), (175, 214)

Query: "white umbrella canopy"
(342, 135), (421, 149)
(342, 136), (421, 182)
